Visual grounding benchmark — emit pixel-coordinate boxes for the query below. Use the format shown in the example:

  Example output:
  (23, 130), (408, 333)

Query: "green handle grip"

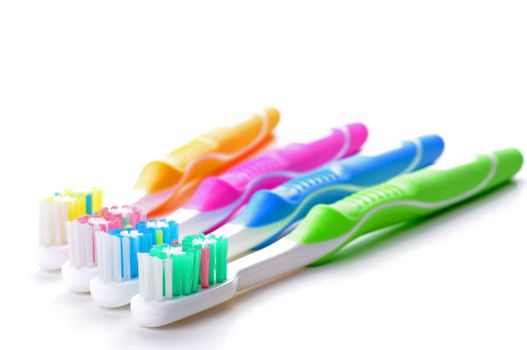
(288, 148), (523, 262)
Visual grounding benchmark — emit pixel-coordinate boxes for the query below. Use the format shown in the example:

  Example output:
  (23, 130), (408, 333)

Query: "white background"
(1, 1), (526, 349)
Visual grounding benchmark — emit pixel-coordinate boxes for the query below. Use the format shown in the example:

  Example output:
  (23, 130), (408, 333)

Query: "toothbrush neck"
(229, 238), (334, 291)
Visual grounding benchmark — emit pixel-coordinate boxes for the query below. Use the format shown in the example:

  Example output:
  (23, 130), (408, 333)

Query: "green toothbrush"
(131, 148), (523, 327)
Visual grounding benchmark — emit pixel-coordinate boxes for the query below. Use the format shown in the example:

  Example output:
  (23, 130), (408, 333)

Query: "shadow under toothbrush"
(135, 179), (523, 331)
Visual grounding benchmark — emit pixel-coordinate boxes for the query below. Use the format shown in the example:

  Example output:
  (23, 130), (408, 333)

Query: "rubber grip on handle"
(134, 107), (280, 193)
(276, 123), (368, 172)
(184, 123), (368, 212)
(216, 122), (366, 192)
(288, 148), (522, 262)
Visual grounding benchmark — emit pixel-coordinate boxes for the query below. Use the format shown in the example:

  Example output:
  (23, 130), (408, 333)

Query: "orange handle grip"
(135, 108), (280, 193)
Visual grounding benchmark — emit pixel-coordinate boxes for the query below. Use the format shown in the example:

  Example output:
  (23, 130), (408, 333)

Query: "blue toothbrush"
(213, 134), (445, 258)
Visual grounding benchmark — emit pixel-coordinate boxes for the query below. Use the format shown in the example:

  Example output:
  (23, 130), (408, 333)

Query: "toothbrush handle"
(185, 123), (368, 212)
(274, 135), (443, 202)
(234, 135), (444, 228)
(135, 107), (280, 194)
(288, 148), (523, 263)
(220, 123), (368, 188)
(275, 123), (368, 172)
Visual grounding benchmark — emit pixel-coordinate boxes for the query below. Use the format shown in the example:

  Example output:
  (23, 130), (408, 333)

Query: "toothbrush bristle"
(97, 219), (179, 282)
(138, 234), (228, 302)
(66, 205), (144, 269)
(39, 187), (103, 247)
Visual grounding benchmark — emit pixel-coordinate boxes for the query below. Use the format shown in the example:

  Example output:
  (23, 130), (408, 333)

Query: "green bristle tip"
(171, 254), (182, 297)
(215, 236), (228, 283)
(156, 229), (163, 245)
(182, 251), (195, 295)
(147, 234), (229, 300)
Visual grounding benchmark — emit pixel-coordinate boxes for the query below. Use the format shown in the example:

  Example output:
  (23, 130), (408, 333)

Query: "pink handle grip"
(184, 123), (368, 213)
(276, 123), (368, 171)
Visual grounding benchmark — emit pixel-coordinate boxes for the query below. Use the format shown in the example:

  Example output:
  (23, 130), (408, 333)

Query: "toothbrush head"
(137, 234), (228, 302)
(39, 187), (103, 247)
(96, 218), (179, 282)
(66, 205), (145, 269)
(131, 277), (237, 327)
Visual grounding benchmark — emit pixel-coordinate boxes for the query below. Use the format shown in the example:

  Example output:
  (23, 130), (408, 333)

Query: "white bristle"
(66, 222), (76, 265)
(138, 253), (146, 299)
(99, 232), (110, 281)
(139, 253), (155, 301)
(77, 224), (85, 267)
(105, 233), (114, 281)
(112, 235), (122, 282)
(73, 223), (82, 267)
(164, 259), (173, 299)
(66, 221), (97, 268)
(163, 245), (183, 256)
(146, 221), (168, 229)
(95, 230), (114, 282)
(130, 230), (142, 238)
(109, 206), (132, 216)
(39, 201), (51, 246)
(39, 198), (72, 247)
(122, 237), (131, 280)
(88, 217), (108, 228)
(59, 202), (69, 244)
(153, 257), (164, 301)
(83, 224), (94, 268)
(52, 203), (61, 244)
(95, 230), (103, 273)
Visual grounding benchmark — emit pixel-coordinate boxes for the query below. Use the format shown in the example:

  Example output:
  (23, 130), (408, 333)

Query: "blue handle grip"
(230, 135), (444, 247)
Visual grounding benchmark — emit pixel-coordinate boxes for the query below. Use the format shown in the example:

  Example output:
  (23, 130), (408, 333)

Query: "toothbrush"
(130, 148), (523, 327)
(62, 205), (145, 292)
(217, 134), (444, 259)
(37, 108), (278, 270)
(37, 187), (103, 270)
(134, 107), (280, 216)
(90, 219), (179, 307)
(170, 123), (369, 236)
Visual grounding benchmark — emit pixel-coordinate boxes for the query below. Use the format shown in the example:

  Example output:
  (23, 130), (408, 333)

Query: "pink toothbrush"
(169, 123), (368, 236)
